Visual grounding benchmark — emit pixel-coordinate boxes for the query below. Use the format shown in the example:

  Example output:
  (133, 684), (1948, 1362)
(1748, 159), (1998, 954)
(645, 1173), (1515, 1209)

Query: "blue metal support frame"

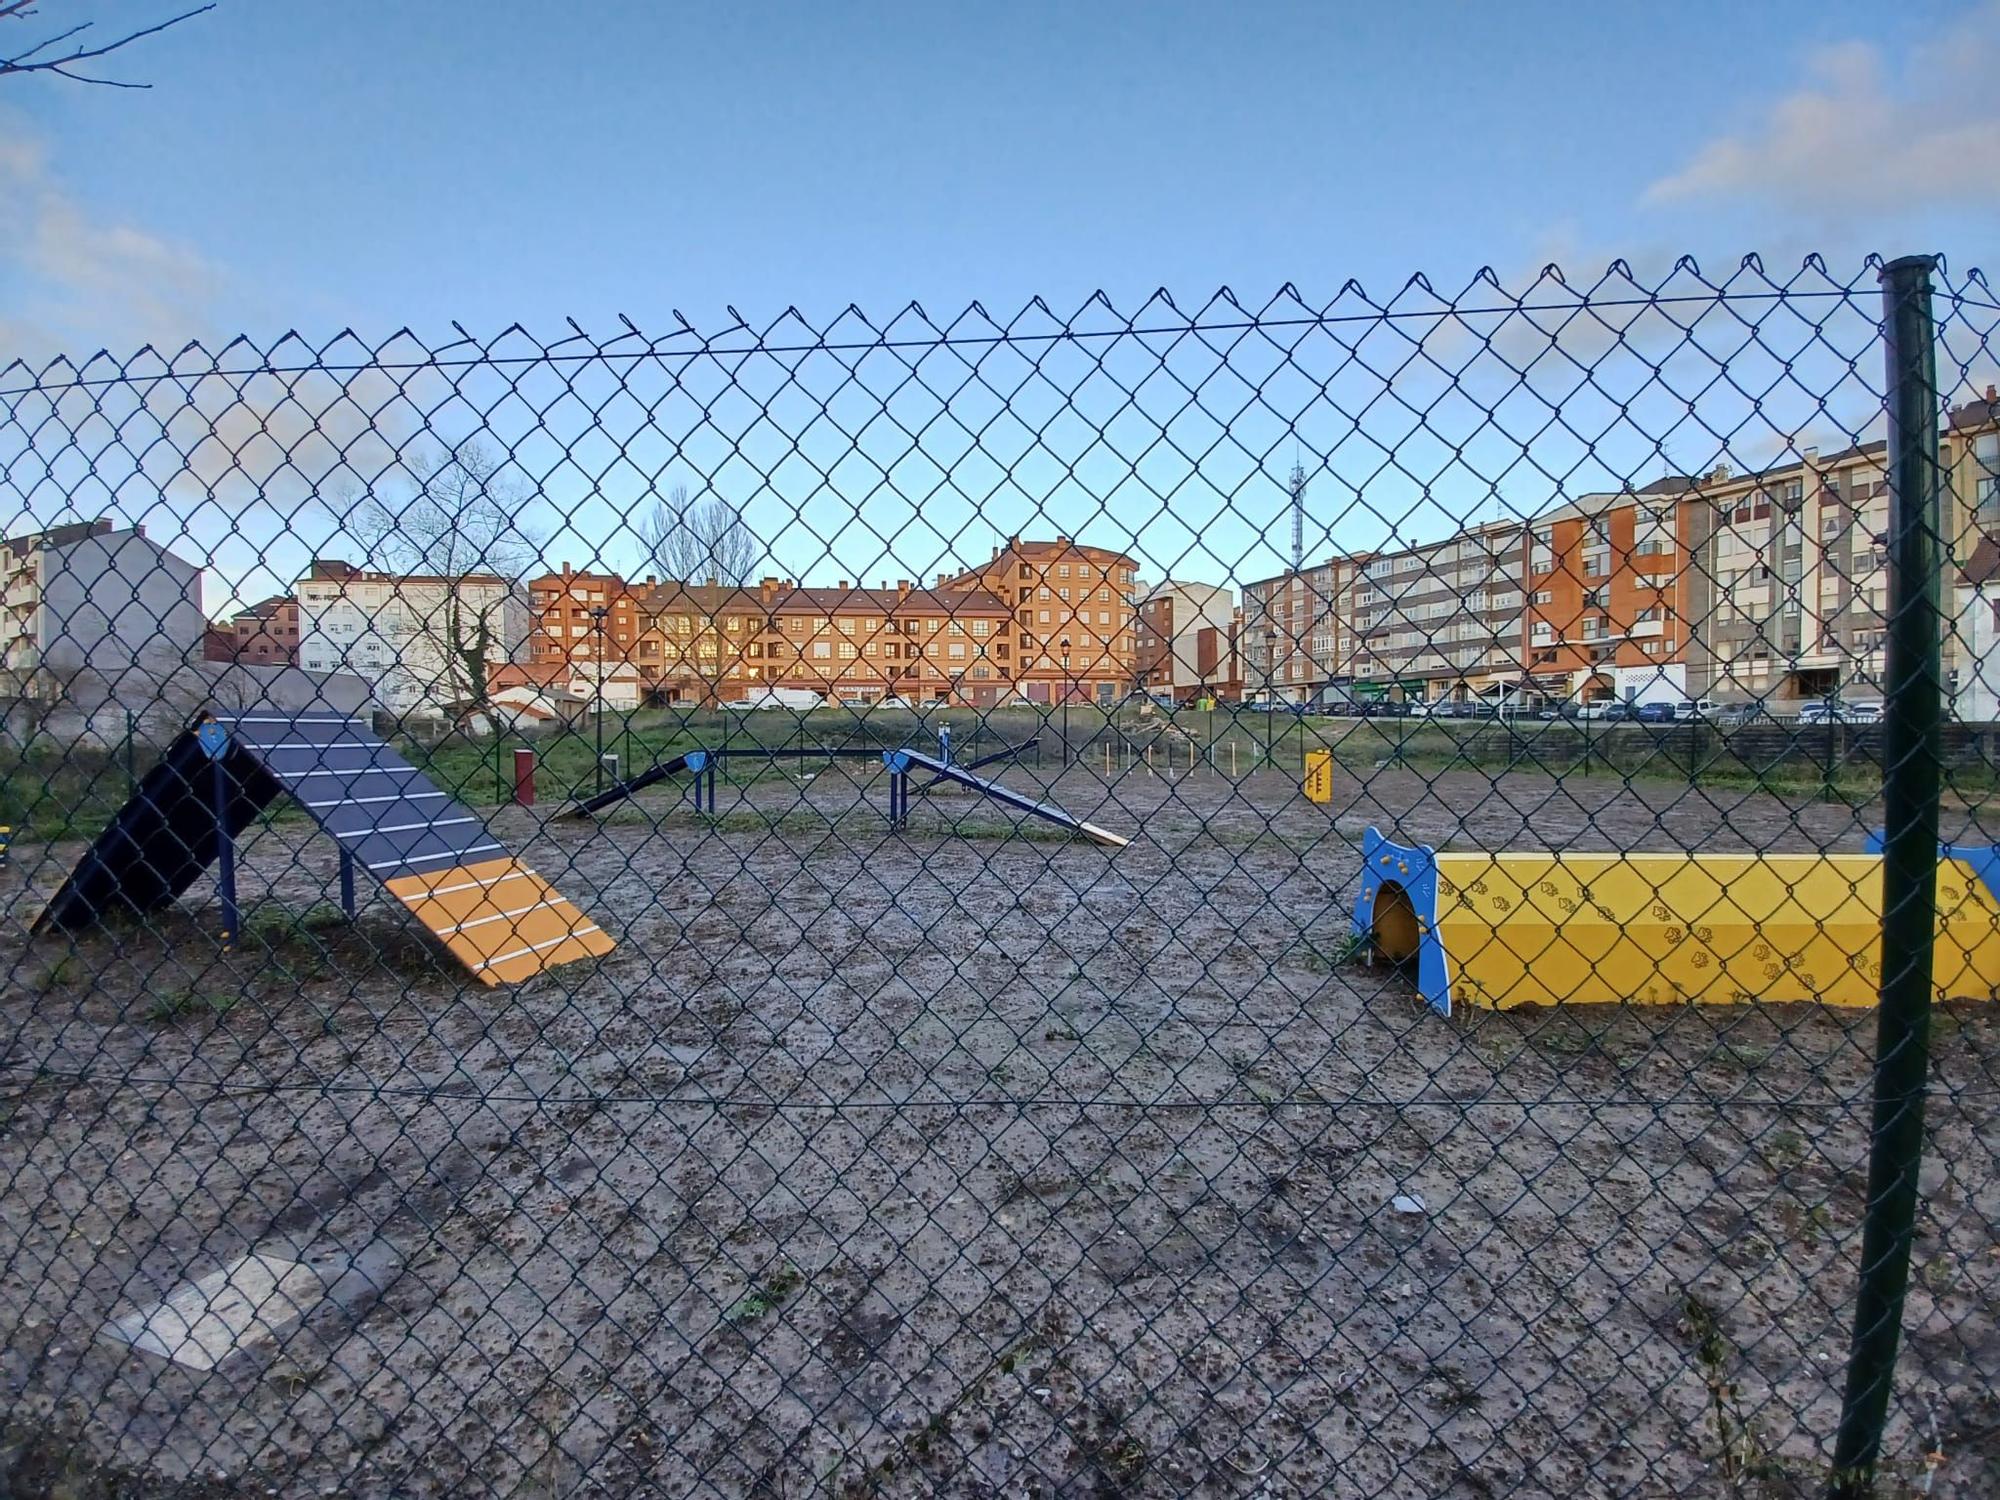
(196, 719), (238, 949)
(888, 748), (1128, 847)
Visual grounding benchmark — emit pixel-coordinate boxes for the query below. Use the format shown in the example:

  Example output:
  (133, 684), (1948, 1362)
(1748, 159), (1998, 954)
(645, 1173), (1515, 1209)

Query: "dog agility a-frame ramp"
(33, 711), (614, 986)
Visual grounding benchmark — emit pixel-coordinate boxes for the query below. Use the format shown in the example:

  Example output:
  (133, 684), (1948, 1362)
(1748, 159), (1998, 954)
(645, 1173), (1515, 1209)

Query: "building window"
(1976, 434), (2000, 526)
(813, 642), (831, 659)
(839, 643), (857, 659)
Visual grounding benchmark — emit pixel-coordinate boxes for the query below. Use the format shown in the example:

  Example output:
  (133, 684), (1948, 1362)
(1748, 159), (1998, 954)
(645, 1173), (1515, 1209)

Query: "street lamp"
(1059, 636), (1072, 770)
(1264, 624), (1280, 769)
(591, 605), (609, 794)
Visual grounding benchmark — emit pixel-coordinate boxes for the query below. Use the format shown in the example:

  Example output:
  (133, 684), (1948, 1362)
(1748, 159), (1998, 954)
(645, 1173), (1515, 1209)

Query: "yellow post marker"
(1303, 749), (1334, 805)
(1351, 827), (2000, 1015)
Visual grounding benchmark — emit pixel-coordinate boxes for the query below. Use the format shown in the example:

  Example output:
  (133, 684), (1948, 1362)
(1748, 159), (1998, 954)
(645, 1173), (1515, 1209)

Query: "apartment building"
(298, 559), (529, 715)
(1241, 559), (1344, 704)
(1353, 520), (1532, 704)
(0, 519), (205, 695)
(1524, 486), (1695, 706)
(223, 595), (300, 666)
(942, 536), (1140, 705)
(1946, 386), (2000, 558)
(1673, 447), (1892, 705)
(1135, 581), (1237, 702)
(623, 579), (757, 704)
(752, 578), (1015, 706)
(1195, 610), (1245, 701)
(529, 570), (1017, 707)
(527, 567), (644, 666)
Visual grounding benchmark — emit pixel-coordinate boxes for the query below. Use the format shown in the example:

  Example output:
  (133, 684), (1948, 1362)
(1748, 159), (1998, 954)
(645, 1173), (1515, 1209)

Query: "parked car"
(728, 688), (827, 711)
(1575, 700), (1631, 721)
(1673, 699), (1725, 721)
(1798, 699), (1883, 725)
(1635, 702), (1677, 724)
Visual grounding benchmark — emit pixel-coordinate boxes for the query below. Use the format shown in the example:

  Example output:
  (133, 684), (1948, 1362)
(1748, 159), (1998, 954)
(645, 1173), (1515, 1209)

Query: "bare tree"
(640, 485), (760, 586)
(346, 441), (543, 726)
(0, 3), (214, 89)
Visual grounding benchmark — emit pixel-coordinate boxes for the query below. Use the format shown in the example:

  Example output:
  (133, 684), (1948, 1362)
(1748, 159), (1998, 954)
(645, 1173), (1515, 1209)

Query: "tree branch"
(0, 4), (215, 89)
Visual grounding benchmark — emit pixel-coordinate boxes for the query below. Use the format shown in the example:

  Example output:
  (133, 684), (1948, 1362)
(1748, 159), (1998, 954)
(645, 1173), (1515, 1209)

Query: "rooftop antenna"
(1288, 442), (1306, 573)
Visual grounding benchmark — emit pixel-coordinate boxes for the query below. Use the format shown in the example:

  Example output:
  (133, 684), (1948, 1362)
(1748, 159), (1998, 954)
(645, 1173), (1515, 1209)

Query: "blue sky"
(2, 0), (1997, 608)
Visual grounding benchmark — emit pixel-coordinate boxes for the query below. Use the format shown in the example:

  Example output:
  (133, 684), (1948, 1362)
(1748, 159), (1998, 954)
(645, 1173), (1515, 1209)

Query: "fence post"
(1829, 254), (1943, 1499)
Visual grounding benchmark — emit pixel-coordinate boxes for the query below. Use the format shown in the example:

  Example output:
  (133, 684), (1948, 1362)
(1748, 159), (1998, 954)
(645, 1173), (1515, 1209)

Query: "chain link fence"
(2, 256), (1997, 1497)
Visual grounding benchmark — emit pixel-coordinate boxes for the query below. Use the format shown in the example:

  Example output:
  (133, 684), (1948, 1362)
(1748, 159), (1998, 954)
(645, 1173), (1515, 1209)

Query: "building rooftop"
(306, 558), (512, 588)
(3, 518), (117, 559)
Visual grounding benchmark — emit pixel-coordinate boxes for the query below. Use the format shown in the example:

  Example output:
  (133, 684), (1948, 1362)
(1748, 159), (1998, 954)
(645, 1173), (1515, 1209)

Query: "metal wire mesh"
(2, 255), (1998, 1498)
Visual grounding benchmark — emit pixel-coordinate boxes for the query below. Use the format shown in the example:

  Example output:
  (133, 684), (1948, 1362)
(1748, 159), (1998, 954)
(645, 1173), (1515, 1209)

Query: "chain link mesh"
(2, 256), (1998, 1497)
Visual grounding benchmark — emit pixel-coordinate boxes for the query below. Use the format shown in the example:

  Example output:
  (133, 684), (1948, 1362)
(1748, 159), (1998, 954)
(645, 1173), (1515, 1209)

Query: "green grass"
(243, 901), (349, 942)
(8, 705), (1993, 852)
(146, 988), (241, 1023)
(723, 1265), (803, 1325)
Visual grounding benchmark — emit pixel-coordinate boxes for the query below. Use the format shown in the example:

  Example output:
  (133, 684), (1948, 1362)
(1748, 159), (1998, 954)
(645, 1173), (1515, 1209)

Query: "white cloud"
(0, 111), (220, 368)
(1643, 6), (2000, 214)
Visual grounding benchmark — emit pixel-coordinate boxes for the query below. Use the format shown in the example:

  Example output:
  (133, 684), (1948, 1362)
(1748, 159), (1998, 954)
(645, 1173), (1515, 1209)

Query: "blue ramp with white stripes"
(34, 712), (613, 985)
(229, 713), (511, 877)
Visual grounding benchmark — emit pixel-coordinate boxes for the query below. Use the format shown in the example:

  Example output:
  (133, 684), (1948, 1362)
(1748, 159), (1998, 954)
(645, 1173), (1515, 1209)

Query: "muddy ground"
(2, 761), (1998, 1498)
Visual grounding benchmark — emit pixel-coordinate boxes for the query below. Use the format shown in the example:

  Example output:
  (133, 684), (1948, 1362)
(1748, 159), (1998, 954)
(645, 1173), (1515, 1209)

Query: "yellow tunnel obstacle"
(1350, 827), (2000, 1015)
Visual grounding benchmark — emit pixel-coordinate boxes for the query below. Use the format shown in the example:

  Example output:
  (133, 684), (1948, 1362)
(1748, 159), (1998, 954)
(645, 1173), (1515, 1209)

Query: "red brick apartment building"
(528, 568), (1015, 706)
(530, 536), (1137, 708)
(222, 595), (300, 665)
(941, 536), (1140, 705)
(1523, 478), (1697, 704)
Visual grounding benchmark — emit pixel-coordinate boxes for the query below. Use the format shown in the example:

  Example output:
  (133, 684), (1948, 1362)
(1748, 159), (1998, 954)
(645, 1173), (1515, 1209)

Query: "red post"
(512, 748), (536, 807)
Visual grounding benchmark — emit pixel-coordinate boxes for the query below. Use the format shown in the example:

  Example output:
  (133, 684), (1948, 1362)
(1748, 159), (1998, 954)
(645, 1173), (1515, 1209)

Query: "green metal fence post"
(1828, 254), (1944, 1500)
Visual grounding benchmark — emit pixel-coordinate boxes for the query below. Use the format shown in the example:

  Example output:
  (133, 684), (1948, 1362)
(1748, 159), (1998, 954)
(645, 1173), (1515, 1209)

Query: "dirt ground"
(2, 759), (1998, 1498)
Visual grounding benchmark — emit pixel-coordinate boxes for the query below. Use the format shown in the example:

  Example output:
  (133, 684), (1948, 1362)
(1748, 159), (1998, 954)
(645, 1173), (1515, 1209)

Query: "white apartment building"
(296, 558), (529, 716)
(1238, 521), (1530, 708)
(0, 519), (204, 696)
(1350, 519), (1530, 703)
(1683, 447), (1888, 704)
